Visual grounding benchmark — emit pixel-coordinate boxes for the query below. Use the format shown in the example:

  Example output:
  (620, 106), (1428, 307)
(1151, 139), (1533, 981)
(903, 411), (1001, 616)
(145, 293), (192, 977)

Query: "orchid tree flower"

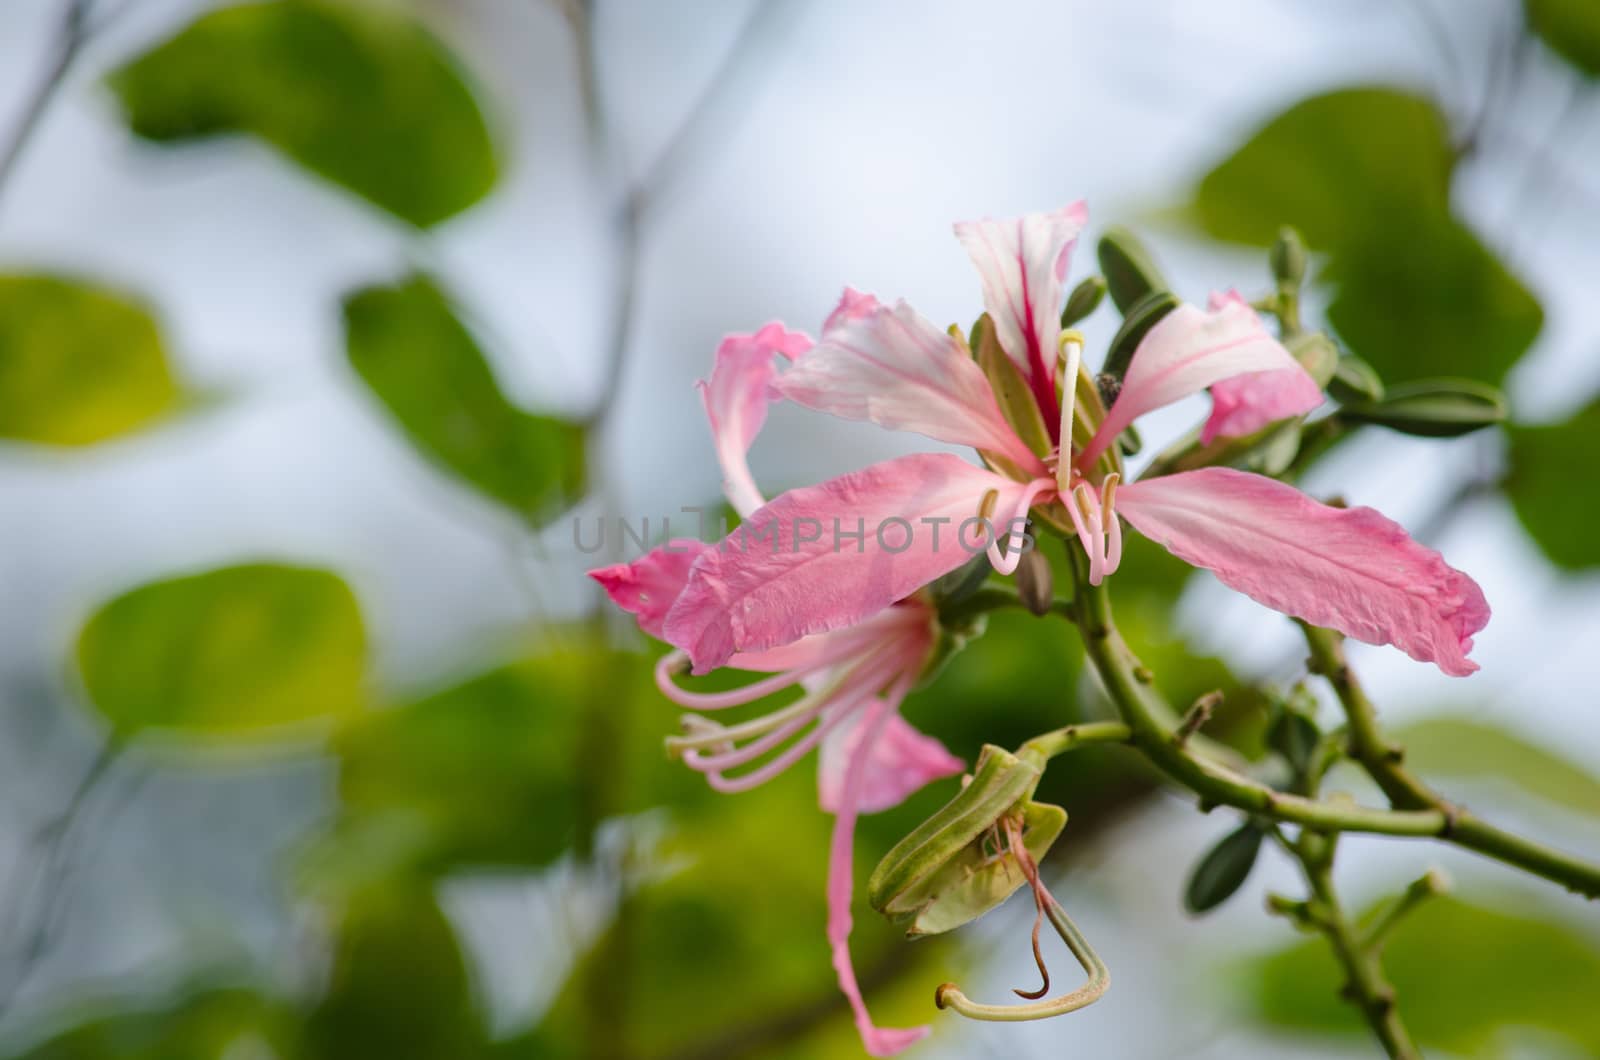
(590, 324), (964, 1057)
(661, 202), (1486, 679)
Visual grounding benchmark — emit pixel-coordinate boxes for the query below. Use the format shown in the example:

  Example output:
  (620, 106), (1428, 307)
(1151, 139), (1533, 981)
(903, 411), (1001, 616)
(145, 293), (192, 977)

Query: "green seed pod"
(1097, 226), (1170, 314)
(1061, 275), (1108, 327)
(1339, 378), (1508, 438)
(1103, 289), (1179, 380)
(1270, 226), (1308, 289)
(869, 745), (1068, 937)
(1286, 332), (1338, 388)
(1327, 355), (1385, 403)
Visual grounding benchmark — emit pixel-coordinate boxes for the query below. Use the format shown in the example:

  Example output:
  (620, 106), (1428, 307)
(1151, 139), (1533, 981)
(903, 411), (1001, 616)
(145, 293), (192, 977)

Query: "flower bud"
(1339, 378), (1507, 438)
(1286, 332), (1338, 388)
(1270, 226), (1308, 289)
(1327, 355), (1385, 403)
(1103, 290), (1178, 381)
(1060, 275), (1107, 327)
(1096, 227), (1170, 314)
(1015, 546), (1054, 616)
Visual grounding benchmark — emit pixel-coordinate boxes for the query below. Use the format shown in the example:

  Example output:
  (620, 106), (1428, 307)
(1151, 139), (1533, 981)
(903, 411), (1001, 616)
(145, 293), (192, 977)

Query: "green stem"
(938, 587), (1075, 627)
(1017, 721), (1131, 768)
(1301, 623), (1600, 899)
(1067, 557), (1444, 838)
(1294, 837), (1421, 1060)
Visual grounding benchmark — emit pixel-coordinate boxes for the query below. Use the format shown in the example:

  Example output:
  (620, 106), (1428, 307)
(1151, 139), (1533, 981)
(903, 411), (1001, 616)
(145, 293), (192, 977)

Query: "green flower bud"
(1061, 275), (1108, 327)
(1287, 332), (1338, 388)
(1103, 290), (1179, 381)
(1097, 227), (1170, 314)
(1327, 355), (1385, 403)
(1270, 226), (1308, 289)
(1339, 378), (1508, 438)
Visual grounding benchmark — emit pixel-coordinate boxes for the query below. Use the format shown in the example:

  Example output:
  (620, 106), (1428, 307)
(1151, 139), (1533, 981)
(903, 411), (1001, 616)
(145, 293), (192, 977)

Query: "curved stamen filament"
(1100, 473), (1123, 578)
(654, 653), (814, 711)
(684, 652), (903, 793)
(987, 477), (1057, 576)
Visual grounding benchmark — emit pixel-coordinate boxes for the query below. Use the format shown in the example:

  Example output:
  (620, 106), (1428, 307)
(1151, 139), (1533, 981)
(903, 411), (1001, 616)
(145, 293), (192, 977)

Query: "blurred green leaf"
(9, 987), (298, 1060)
(1195, 88), (1451, 249)
(109, 0), (497, 227)
(0, 274), (183, 446)
(1506, 398), (1600, 569)
(343, 275), (585, 525)
(1528, 0), (1600, 76)
(1247, 894), (1600, 1056)
(1323, 219), (1542, 385)
(315, 635), (698, 884)
(303, 887), (485, 1060)
(77, 563), (365, 738)
(1185, 822), (1264, 914)
(1192, 88), (1542, 383)
(1396, 716), (1600, 818)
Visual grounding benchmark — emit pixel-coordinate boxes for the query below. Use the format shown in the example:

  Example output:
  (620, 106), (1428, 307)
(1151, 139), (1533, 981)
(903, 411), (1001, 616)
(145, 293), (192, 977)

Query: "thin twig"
(0, 0), (96, 206)
(0, 739), (122, 1019)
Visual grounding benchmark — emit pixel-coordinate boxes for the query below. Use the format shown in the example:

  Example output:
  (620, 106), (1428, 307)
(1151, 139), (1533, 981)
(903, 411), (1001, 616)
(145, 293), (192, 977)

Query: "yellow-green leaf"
(0, 273), (183, 446)
(77, 563), (366, 738)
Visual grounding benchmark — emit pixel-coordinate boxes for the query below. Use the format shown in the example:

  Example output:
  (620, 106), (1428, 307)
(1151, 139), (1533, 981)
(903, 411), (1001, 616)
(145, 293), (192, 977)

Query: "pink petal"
(819, 709), (963, 815)
(663, 453), (1028, 673)
(826, 693), (932, 1057)
(823, 287), (882, 335)
(1201, 292), (1325, 444)
(774, 297), (1044, 472)
(699, 323), (814, 518)
(589, 539), (710, 639)
(1116, 468), (1490, 676)
(954, 202), (1088, 415)
(1079, 293), (1321, 467)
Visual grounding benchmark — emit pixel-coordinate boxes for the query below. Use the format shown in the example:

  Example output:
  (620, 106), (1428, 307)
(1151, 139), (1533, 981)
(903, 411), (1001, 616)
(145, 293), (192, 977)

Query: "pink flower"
(662, 202), (1485, 678)
(591, 324), (962, 1056)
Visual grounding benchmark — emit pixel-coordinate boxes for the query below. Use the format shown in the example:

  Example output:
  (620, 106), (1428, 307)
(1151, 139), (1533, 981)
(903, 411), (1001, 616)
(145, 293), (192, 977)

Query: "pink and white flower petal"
(588, 539), (710, 639)
(699, 323), (814, 518)
(663, 453), (1029, 673)
(954, 203), (1088, 402)
(1115, 468), (1490, 676)
(819, 708), (964, 815)
(1080, 293), (1319, 467)
(775, 298), (1043, 472)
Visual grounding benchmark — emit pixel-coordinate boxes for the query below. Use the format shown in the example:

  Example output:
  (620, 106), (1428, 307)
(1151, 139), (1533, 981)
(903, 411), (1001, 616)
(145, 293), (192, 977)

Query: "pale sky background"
(1, 0), (1598, 1057)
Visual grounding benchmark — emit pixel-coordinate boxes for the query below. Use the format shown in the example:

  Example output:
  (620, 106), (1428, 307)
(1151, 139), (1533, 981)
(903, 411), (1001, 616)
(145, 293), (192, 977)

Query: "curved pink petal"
(826, 692), (932, 1057)
(663, 453), (1028, 673)
(699, 323), (814, 518)
(823, 286), (882, 335)
(819, 709), (963, 815)
(954, 203), (1088, 418)
(1079, 293), (1320, 467)
(774, 297), (1044, 472)
(1116, 468), (1489, 676)
(589, 539), (710, 639)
